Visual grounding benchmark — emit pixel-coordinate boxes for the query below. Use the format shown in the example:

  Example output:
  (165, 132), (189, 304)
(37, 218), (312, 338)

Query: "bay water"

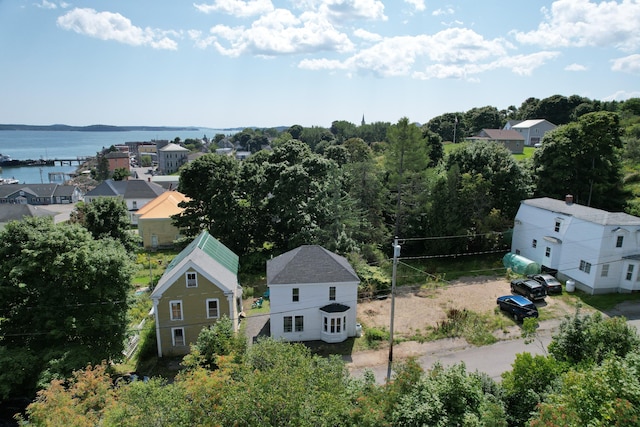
(0, 128), (232, 184)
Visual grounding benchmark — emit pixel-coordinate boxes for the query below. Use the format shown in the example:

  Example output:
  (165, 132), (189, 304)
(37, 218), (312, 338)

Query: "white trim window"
(292, 288), (299, 302)
(186, 272), (198, 288)
(170, 300), (183, 320)
(626, 264), (634, 281)
(601, 264), (610, 277)
(329, 286), (336, 301)
(616, 235), (624, 248)
(206, 298), (220, 319)
(172, 327), (185, 346)
(283, 316), (304, 333)
(579, 260), (592, 274)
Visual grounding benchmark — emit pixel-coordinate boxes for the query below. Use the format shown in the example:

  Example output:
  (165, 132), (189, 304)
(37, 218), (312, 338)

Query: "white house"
(511, 119), (557, 146)
(267, 245), (360, 343)
(511, 195), (640, 294)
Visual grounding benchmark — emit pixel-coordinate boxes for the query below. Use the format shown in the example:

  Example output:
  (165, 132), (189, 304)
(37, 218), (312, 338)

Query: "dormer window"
(554, 220), (561, 232)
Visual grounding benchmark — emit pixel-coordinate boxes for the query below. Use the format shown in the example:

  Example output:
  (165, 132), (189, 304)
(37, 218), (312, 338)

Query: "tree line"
(19, 309), (640, 426)
(175, 95), (640, 273)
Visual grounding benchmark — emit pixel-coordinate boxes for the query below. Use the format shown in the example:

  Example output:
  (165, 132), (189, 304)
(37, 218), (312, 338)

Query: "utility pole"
(386, 237), (401, 382)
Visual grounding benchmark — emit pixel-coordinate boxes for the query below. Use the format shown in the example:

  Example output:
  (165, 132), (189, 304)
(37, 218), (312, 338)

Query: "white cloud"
(565, 63), (587, 71)
(57, 8), (178, 50)
(318, 0), (387, 23)
(193, 0), (274, 17)
(405, 0), (426, 12)
(513, 0), (640, 52)
(307, 28), (521, 79)
(36, 0), (57, 9)
(199, 9), (354, 56)
(611, 54), (640, 74)
(298, 58), (348, 70)
(603, 90), (640, 101)
(432, 7), (454, 16)
(353, 28), (382, 42)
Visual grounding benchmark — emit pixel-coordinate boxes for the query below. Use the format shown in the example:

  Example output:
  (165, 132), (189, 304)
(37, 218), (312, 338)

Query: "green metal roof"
(166, 230), (238, 275)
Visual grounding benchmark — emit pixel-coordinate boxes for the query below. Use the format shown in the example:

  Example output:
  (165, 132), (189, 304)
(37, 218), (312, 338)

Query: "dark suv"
(497, 295), (539, 322)
(510, 278), (547, 301)
(528, 273), (562, 294)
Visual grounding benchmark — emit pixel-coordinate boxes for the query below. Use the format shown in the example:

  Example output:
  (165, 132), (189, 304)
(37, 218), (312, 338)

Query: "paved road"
(347, 320), (558, 384)
(348, 300), (640, 384)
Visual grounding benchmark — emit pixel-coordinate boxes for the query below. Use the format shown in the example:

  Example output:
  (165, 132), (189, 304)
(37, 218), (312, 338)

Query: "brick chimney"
(565, 194), (574, 204)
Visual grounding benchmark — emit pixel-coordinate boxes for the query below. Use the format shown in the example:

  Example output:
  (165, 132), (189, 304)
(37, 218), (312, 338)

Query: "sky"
(0, 0), (639, 129)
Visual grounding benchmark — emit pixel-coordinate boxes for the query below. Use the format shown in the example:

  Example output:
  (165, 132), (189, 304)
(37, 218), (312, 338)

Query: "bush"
(366, 327), (389, 347)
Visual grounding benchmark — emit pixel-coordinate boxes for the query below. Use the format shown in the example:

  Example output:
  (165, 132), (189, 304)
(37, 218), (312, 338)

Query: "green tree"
(384, 117), (430, 237)
(445, 141), (531, 219)
(391, 362), (507, 426)
(71, 197), (139, 252)
(185, 315), (246, 369)
(501, 352), (565, 426)
(217, 338), (352, 426)
(534, 111), (627, 210)
(464, 105), (503, 135)
(330, 120), (358, 143)
(0, 217), (134, 399)
(175, 154), (248, 255)
(530, 353), (640, 426)
(426, 112), (467, 143)
(548, 308), (640, 366)
(112, 167), (130, 181)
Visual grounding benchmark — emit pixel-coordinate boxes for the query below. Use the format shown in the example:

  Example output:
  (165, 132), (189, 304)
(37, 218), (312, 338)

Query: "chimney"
(565, 194), (574, 204)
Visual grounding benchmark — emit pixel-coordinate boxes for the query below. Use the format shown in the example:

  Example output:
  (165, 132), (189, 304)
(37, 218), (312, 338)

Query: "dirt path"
(353, 276), (578, 368)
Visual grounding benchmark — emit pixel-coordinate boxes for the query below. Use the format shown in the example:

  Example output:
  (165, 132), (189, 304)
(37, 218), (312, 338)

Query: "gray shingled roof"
(85, 179), (165, 199)
(267, 245), (359, 285)
(0, 204), (57, 222)
(0, 183), (58, 198)
(522, 197), (640, 226)
(480, 129), (524, 140)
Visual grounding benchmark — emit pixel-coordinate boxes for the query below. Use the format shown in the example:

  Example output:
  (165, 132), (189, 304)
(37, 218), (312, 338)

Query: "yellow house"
(150, 231), (242, 357)
(136, 191), (189, 249)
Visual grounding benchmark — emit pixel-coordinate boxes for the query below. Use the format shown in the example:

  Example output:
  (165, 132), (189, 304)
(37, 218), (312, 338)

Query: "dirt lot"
(357, 275), (578, 338)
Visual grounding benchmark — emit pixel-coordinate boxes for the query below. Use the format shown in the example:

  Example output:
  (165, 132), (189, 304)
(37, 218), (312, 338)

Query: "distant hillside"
(0, 124), (201, 132)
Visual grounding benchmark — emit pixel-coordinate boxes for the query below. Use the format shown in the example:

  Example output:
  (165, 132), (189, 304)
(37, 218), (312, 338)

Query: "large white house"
(511, 196), (640, 294)
(511, 119), (557, 146)
(267, 245), (360, 343)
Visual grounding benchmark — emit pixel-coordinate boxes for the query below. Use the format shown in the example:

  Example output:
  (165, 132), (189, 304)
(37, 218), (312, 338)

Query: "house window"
(292, 288), (299, 302)
(206, 299), (219, 319)
(323, 317), (328, 332)
(170, 300), (183, 320)
(626, 265), (634, 281)
(601, 264), (609, 277)
(329, 286), (336, 301)
(554, 221), (561, 232)
(284, 316), (293, 333)
(132, 201), (137, 209)
(616, 235), (624, 248)
(579, 260), (592, 274)
(532, 239), (537, 248)
(172, 328), (185, 346)
(545, 247), (551, 258)
(186, 272), (197, 288)
(295, 315), (304, 332)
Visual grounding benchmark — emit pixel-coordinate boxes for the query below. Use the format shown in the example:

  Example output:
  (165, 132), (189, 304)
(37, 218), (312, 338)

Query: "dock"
(0, 156), (92, 167)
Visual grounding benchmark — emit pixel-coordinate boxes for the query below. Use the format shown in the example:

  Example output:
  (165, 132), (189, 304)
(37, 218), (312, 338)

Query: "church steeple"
(361, 114), (365, 126)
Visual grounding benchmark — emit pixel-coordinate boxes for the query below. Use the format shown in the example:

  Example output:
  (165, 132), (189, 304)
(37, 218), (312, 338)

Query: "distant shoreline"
(0, 124), (204, 132)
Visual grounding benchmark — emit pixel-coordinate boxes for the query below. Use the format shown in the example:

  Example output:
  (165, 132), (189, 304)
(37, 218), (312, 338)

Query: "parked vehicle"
(510, 278), (547, 301)
(497, 295), (539, 322)
(528, 273), (563, 294)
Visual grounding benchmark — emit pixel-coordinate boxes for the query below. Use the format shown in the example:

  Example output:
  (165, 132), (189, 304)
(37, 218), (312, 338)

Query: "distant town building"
(158, 143), (189, 174)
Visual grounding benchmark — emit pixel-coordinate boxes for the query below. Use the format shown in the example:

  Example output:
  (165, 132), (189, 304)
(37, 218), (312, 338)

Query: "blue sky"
(1, 0), (639, 128)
